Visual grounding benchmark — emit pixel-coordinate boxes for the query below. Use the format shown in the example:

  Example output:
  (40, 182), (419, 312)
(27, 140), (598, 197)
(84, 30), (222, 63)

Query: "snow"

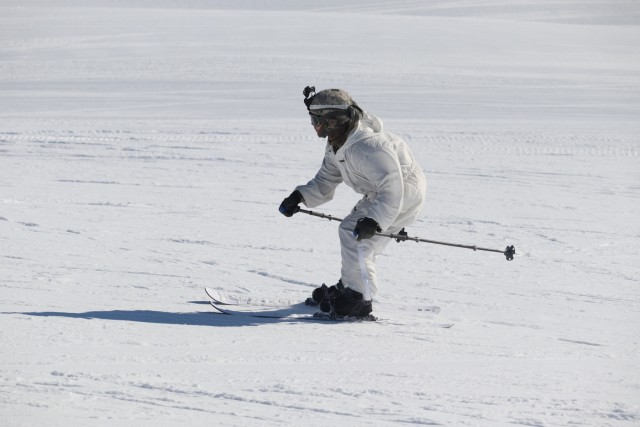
(1, 1), (639, 425)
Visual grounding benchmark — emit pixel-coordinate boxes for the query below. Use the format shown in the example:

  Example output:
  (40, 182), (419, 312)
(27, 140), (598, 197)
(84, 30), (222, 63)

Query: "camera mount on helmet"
(303, 86), (316, 111)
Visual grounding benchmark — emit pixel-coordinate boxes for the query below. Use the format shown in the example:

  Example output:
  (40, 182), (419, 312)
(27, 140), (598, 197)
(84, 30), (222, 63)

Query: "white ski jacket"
(296, 111), (426, 231)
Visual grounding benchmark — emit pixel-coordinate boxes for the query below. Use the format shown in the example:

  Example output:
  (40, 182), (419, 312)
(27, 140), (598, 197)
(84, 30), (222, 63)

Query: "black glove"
(353, 217), (381, 241)
(279, 190), (303, 217)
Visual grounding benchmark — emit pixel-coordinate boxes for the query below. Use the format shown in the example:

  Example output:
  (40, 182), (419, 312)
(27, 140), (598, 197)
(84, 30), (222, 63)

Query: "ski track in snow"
(1, 1), (639, 426)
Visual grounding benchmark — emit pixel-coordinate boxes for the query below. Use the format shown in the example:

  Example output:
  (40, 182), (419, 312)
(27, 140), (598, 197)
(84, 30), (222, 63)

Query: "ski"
(204, 287), (231, 305)
(206, 287), (440, 314)
(204, 288), (453, 326)
(312, 312), (378, 322)
(208, 300), (377, 322)
(206, 287), (309, 308)
(306, 297), (441, 315)
(205, 288), (377, 321)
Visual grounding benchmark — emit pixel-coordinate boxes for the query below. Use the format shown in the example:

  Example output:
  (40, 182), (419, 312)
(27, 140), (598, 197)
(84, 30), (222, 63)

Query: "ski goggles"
(308, 109), (349, 126)
(309, 112), (322, 126)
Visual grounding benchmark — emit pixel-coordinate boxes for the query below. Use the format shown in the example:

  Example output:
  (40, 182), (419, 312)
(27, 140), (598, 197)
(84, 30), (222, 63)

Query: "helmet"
(303, 86), (362, 130)
(308, 88), (354, 112)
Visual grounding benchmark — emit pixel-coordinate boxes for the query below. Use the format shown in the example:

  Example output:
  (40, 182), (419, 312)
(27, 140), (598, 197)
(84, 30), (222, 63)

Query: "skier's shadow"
(13, 305), (296, 327)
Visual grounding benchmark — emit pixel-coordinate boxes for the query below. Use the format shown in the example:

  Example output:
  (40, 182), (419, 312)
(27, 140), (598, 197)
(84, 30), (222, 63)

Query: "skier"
(279, 86), (427, 317)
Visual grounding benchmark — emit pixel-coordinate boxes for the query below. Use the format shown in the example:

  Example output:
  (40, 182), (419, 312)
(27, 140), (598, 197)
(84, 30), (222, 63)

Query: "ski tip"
(204, 287), (226, 304)
(208, 300), (229, 314)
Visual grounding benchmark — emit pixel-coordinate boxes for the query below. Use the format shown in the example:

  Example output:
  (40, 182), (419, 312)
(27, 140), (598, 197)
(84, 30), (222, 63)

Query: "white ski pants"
(338, 197), (423, 301)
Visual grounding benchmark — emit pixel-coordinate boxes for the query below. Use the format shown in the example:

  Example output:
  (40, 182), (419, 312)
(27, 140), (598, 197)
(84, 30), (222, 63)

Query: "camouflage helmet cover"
(308, 88), (354, 113)
(303, 86), (361, 130)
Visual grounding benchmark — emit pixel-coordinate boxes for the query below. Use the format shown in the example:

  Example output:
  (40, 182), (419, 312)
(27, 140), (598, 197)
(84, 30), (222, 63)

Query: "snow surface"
(1, 1), (639, 426)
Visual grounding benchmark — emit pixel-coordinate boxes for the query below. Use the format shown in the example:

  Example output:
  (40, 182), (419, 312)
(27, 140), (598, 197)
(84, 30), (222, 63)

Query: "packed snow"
(1, 1), (639, 426)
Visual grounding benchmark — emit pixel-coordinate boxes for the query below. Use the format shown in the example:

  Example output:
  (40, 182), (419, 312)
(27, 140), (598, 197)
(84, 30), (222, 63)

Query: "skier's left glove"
(279, 190), (303, 217)
(353, 217), (381, 241)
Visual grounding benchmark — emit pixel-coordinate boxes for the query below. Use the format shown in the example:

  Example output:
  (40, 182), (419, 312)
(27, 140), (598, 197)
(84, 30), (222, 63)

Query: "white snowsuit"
(296, 112), (426, 300)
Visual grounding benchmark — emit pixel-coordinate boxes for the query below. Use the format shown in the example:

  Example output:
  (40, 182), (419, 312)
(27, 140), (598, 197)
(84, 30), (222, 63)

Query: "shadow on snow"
(9, 303), (317, 327)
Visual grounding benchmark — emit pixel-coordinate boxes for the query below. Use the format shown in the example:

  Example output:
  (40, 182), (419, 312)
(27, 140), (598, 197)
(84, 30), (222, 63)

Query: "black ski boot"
(306, 282), (340, 313)
(306, 280), (373, 318)
(332, 285), (373, 317)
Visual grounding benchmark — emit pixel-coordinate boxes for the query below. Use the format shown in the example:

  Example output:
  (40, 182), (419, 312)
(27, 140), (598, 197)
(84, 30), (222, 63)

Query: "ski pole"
(295, 207), (516, 261)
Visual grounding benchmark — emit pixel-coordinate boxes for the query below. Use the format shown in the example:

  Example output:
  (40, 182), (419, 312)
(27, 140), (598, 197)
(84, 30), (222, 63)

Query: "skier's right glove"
(279, 190), (303, 217)
(353, 217), (381, 241)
